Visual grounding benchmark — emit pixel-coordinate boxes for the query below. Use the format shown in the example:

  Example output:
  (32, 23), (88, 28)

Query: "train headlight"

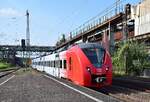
(86, 67), (91, 73)
(106, 67), (109, 71)
(87, 68), (90, 71)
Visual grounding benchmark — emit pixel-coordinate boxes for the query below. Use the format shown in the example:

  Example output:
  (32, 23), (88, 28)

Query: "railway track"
(0, 68), (19, 78)
(94, 77), (150, 102)
(113, 77), (150, 93)
(104, 85), (150, 102)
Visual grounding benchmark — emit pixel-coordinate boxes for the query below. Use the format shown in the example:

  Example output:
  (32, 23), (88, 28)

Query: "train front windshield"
(82, 48), (104, 68)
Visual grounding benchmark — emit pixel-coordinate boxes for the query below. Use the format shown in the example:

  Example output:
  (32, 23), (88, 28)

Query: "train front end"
(79, 43), (112, 88)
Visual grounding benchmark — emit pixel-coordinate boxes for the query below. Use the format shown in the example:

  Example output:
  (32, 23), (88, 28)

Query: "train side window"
(50, 61), (52, 67)
(45, 61), (46, 66)
(60, 60), (62, 68)
(57, 60), (59, 68)
(46, 61), (48, 66)
(49, 61), (50, 67)
(56, 60), (58, 68)
(54, 61), (55, 68)
(57, 60), (60, 68)
(46, 61), (47, 66)
(55, 60), (57, 68)
(63, 60), (66, 69)
(52, 61), (53, 67)
(50, 61), (51, 67)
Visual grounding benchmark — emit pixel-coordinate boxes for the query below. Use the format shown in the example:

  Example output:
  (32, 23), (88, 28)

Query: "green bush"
(0, 62), (11, 70)
(113, 41), (149, 76)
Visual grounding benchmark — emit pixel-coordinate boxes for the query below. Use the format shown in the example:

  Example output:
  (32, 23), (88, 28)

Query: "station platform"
(0, 69), (120, 102)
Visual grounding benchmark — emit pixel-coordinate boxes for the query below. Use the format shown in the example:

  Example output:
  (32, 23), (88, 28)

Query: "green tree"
(55, 34), (66, 46)
(113, 41), (149, 76)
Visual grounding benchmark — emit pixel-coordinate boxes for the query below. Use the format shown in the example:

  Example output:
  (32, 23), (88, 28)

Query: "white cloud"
(0, 8), (23, 17)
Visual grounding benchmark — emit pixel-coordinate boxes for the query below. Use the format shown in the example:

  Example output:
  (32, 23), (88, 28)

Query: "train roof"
(32, 43), (104, 60)
(77, 43), (104, 49)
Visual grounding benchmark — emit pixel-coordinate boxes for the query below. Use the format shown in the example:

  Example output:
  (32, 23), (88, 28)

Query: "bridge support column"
(109, 23), (115, 55)
(82, 36), (87, 43)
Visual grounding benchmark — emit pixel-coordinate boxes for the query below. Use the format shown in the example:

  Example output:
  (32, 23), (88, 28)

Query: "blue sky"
(0, 0), (140, 46)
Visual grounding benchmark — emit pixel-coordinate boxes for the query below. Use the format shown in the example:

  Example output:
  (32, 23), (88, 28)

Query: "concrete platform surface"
(0, 69), (119, 102)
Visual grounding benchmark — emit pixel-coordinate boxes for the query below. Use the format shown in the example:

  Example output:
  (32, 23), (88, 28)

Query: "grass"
(113, 67), (126, 77)
(113, 71), (126, 77)
(0, 62), (11, 70)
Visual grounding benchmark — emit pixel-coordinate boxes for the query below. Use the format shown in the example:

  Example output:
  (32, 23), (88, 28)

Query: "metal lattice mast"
(26, 10), (30, 59)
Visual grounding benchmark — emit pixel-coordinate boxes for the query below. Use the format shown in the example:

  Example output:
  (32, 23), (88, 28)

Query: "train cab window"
(82, 48), (104, 68)
(63, 60), (66, 69)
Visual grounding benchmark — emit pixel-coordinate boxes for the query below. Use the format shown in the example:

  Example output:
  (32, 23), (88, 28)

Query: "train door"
(55, 53), (60, 77)
(53, 60), (56, 77)
(61, 59), (67, 78)
(42, 57), (45, 72)
(52, 61), (55, 76)
(67, 52), (73, 80)
(39, 57), (42, 71)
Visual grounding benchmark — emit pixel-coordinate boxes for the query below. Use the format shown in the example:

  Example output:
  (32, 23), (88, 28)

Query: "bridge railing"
(65, 0), (127, 41)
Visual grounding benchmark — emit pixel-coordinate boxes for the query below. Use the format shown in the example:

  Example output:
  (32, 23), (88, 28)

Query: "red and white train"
(32, 43), (112, 88)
